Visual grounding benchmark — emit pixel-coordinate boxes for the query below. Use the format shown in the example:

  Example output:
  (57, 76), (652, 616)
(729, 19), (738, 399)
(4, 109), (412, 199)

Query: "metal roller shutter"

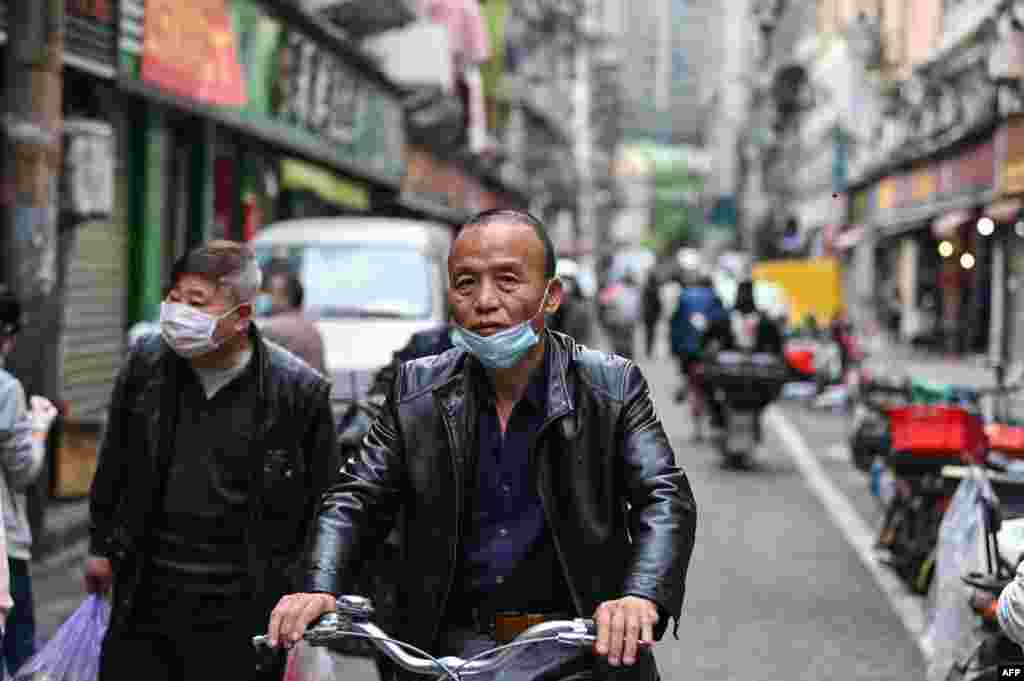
(60, 212), (128, 422)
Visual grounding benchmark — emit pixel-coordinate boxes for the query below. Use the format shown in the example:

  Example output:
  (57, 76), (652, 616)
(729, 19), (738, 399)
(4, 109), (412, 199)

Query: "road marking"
(765, 407), (934, 662)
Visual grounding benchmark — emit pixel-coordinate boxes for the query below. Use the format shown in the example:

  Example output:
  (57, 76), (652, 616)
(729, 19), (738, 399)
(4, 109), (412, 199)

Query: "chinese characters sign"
(142, 0), (247, 108)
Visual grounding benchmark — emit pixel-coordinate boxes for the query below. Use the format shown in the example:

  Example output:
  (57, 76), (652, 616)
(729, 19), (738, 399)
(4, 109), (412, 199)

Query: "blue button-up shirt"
(460, 361), (553, 601)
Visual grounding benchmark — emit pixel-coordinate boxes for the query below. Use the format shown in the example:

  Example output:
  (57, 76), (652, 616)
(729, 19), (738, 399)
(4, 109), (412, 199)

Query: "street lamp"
(938, 240), (954, 258)
(978, 217), (995, 236)
(961, 253), (976, 270)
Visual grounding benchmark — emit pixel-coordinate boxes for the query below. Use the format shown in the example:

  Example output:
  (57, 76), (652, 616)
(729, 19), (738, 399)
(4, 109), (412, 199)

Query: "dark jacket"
(702, 310), (784, 356)
(303, 330), (697, 679)
(642, 279), (662, 323)
(89, 326), (338, 649)
(670, 286), (727, 358)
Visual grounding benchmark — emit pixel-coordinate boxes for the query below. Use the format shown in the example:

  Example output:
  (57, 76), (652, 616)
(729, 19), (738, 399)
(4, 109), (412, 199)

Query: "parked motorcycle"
(701, 350), (789, 467)
(874, 393), (986, 595)
(849, 375), (909, 473)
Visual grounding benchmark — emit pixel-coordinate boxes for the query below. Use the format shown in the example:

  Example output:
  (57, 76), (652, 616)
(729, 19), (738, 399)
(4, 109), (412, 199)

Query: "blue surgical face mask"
(450, 282), (552, 370)
(253, 293), (274, 317)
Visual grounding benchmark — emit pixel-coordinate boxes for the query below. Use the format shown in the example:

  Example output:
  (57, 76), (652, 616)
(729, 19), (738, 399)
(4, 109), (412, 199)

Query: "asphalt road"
(628, 336), (926, 680)
(28, 325), (929, 680)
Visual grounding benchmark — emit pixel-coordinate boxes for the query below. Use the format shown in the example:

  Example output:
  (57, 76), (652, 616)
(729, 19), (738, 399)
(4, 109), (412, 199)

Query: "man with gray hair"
(86, 240), (338, 680)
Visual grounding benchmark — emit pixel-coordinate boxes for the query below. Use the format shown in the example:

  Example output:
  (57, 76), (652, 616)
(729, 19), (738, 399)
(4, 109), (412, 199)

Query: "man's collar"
(470, 342), (550, 410)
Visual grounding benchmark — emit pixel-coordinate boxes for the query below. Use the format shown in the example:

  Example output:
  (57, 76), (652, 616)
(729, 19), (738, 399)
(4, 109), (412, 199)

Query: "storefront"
(119, 0), (407, 323)
(849, 131), (999, 353)
(51, 1), (126, 500)
(994, 115), (1024, 365)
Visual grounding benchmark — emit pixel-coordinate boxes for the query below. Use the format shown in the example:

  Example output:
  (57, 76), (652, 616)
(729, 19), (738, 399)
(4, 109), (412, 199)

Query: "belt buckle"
(493, 612), (549, 645)
(493, 611), (525, 645)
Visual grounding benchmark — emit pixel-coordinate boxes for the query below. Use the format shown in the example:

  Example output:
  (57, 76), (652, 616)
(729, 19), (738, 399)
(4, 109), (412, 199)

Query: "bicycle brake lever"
(556, 632), (598, 646)
(305, 612), (352, 646)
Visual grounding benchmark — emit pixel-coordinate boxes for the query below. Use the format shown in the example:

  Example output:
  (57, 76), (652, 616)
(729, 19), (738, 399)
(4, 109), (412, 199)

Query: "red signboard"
(67, 0), (113, 22)
(142, 0), (248, 108)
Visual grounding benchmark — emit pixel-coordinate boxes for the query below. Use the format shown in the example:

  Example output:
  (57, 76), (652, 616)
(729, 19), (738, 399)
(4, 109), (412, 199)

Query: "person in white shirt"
(0, 292), (58, 676)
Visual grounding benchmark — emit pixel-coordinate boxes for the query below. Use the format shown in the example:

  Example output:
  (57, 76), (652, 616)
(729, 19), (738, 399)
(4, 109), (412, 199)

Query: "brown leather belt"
(461, 608), (572, 644)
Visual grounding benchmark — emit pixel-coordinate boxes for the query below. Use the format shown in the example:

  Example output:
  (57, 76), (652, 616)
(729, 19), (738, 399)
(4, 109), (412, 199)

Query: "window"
(255, 244), (435, 320)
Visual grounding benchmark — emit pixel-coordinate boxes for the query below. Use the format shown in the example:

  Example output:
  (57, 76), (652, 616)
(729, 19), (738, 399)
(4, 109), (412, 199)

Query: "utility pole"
(1, 0), (65, 541)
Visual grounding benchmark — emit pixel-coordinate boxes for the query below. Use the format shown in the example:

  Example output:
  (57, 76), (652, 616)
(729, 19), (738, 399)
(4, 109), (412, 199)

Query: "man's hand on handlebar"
(593, 596), (658, 667)
(267, 592), (338, 648)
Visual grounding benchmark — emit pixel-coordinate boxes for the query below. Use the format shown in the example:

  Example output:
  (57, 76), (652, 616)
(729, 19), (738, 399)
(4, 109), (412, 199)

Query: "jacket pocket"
(262, 449), (305, 514)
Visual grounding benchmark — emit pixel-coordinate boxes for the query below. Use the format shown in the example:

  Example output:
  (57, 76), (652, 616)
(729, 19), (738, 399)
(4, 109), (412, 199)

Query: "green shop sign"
(122, 0), (405, 185)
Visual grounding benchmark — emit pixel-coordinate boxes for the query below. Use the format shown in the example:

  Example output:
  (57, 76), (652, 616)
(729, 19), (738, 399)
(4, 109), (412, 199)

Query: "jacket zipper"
(532, 418), (586, 618)
(433, 398), (462, 647)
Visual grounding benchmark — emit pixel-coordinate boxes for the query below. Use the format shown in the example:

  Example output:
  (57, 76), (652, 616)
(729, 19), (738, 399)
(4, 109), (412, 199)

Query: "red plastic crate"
(985, 424), (1024, 457)
(785, 347), (816, 376)
(887, 405), (988, 463)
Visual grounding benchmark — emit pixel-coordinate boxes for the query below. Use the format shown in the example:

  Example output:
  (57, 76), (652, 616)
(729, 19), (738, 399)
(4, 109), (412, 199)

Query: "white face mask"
(159, 301), (242, 359)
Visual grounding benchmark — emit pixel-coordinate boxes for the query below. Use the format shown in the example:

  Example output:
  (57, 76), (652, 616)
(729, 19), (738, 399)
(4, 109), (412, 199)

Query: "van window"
(256, 244), (435, 320)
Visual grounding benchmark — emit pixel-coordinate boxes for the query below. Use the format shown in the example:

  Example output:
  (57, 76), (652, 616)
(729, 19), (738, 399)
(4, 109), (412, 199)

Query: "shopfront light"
(961, 253), (976, 270)
(1016, 220), (1024, 237)
(939, 240), (954, 258)
(978, 217), (996, 236)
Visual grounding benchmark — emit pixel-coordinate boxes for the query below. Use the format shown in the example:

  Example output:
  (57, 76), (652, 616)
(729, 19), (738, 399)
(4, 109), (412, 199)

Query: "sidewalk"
(864, 341), (995, 388)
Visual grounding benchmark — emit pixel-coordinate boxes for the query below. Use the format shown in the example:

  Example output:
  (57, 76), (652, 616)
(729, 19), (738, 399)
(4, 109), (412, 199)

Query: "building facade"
(0, 0), (584, 517)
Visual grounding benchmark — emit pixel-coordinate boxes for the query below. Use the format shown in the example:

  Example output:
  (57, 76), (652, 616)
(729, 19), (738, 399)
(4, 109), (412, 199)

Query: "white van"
(252, 217), (453, 403)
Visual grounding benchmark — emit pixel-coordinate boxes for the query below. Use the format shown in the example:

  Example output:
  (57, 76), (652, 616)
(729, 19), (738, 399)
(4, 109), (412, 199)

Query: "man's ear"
(545, 278), (565, 314)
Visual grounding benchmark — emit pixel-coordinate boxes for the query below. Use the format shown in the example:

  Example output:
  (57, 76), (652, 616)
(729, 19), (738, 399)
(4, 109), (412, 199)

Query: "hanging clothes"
(421, 0), (491, 149)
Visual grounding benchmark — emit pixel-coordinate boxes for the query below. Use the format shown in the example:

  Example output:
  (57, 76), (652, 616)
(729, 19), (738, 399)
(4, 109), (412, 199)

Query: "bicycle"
(254, 596), (610, 681)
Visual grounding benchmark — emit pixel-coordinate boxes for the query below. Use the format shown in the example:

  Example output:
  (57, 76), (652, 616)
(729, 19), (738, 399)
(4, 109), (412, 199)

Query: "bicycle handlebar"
(253, 596), (600, 677)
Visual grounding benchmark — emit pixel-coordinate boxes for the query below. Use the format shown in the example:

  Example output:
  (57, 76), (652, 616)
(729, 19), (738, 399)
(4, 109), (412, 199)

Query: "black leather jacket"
(89, 326), (338, 642)
(304, 331), (697, 675)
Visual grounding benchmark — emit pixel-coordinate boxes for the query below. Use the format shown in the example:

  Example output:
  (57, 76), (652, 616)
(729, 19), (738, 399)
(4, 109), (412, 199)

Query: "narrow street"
(632, 330), (927, 680)
(29, 328), (936, 679)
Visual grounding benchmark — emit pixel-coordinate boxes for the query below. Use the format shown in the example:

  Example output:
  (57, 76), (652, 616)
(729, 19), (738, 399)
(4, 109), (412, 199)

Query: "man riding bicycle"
(268, 210), (698, 681)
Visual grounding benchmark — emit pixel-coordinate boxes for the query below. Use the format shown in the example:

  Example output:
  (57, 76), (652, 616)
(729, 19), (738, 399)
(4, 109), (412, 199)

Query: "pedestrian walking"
(604, 272), (641, 359)
(254, 260), (328, 375)
(547, 273), (593, 345)
(86, 241), (338, 681)
(267, 209), (697, 681)
(670, 275), (726, 441)
(0, 292), (57, 676)
(642, 272), (663, 358)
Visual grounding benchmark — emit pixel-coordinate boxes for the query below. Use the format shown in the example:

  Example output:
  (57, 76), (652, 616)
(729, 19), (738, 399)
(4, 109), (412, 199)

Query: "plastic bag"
(924, 476), (992, 681)
(13, 594), (110, 681)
